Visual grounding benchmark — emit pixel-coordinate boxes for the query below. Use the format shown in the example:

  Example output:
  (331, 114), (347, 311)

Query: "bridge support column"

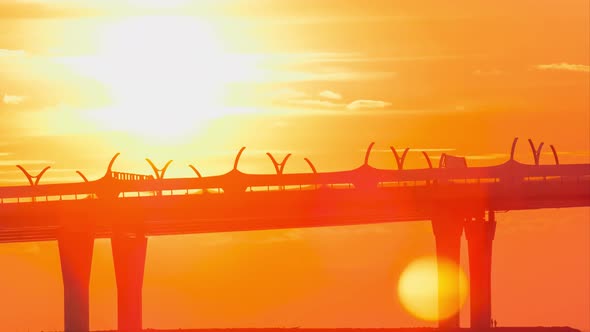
(465, 211), (496, 329)
(431, 216), (464, 328)
(58, 231), (94, 332)
(112, 234), (148, 332)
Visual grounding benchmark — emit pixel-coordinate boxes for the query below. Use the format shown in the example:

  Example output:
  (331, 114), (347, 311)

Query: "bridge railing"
(111, 172), (154, 181)
(0, 193), (96, 204)
(0, 162), (589, 204)
(0, 175), (588, 205)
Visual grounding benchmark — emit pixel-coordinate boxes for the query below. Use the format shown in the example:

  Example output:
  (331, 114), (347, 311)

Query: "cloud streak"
(319, 90), (342, 100)
(0, 159), (55, 166)
(371, 148), (456, 153)
(2, 94), (26, 105)
(0, 49), (26, 57)
(268, 70), (396, 82)
(535, 63), (589, 73)
(288, 99), (344, 108)
(347, 99), (392, 110)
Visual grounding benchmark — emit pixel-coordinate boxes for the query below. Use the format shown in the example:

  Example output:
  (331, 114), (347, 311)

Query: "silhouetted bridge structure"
(0, 138), (588, 332)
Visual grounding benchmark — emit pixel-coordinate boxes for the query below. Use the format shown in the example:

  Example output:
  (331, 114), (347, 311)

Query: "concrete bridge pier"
(465, 211), (497, 329)
(431, 216), (464, 328)
(58, 231), (95, 332)
(112, 234), (148, 332)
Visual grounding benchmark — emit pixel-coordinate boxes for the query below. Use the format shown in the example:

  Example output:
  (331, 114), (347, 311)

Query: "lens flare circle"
(397, 256), (469, 322)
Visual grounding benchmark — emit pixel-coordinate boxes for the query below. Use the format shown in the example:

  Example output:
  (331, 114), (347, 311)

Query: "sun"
(61, 16), (256, 141)
(397, 256), (469, 322)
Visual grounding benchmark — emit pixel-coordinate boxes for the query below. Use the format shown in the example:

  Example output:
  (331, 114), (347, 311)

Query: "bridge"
(1, 138), (589, 332)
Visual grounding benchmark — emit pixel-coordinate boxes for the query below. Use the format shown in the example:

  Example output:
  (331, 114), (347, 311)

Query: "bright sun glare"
(397, 256), (468, 322)
(63, 16), (256, 141)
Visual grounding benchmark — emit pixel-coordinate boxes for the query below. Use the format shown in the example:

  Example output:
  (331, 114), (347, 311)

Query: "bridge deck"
(0, 180), (588, 243)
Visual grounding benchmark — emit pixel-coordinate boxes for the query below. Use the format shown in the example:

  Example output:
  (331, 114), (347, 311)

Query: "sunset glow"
(0, 1), (588, 331)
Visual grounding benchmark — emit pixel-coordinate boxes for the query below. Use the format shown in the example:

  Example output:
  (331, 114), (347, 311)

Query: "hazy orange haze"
(0, 0), (588, 331)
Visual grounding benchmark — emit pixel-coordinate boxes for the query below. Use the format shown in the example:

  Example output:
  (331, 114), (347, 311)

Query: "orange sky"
(0, 0), (589, 331)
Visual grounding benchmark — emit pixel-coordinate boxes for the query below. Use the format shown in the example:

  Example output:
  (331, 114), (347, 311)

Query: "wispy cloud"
(371, 148), (456, 153)
(541, 151), (590, 157)
(0, 168), (79, 175)
(0, 49), (26, 57)
(254, 52), (465, 65)
(244, 52), (403, 83)
(347, 99), (392, 110)
(319, 90), (342, 100)
(288, 99), (344, 108)
(2, 94), (26, 105)
(467, 153), (509, 161)
(268, 70), (396, 82)
(0, 160), (55, 167)
(535, 63), (589, 73)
